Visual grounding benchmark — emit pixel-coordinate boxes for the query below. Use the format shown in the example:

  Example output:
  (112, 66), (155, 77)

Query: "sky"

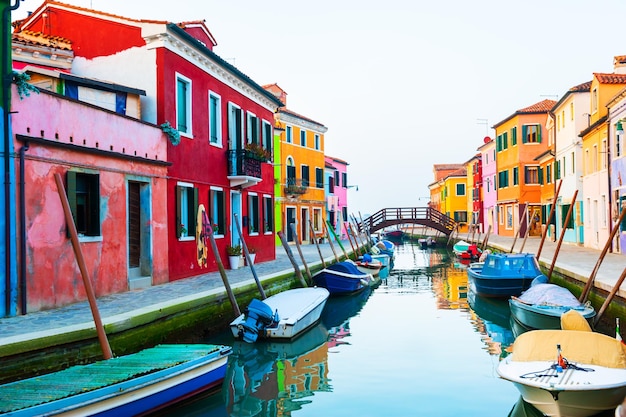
(11, 0), (626, 217)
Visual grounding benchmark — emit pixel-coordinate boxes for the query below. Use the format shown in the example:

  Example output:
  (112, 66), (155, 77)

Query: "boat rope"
(519, 362), (595, 379)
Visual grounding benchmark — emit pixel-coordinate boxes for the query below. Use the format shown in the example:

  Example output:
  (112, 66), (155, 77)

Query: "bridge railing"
(358, 207), (456, 235)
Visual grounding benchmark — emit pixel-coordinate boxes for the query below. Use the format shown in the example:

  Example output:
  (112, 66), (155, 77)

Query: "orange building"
(493, 99), (556, 237)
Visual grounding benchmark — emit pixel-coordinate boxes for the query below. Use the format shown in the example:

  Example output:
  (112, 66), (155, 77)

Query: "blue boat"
(312, 261), (373, 296)
(466, 253), (545, 298)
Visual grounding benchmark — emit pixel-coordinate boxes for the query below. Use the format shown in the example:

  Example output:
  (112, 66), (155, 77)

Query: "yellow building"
(264, 84), (327, 245)
(441, 167), (468, 233)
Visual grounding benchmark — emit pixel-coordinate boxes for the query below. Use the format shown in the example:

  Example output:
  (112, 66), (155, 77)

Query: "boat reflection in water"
(468, 290), (515, 358)
(223, 323), (330, 416)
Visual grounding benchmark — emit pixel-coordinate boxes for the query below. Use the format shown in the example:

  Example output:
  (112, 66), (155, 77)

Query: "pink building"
(477, 136), (498, 235)
(325, 155), (349, 239)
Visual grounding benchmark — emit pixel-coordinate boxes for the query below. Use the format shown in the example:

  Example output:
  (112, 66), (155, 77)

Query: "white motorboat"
(497, 328), (626, 417)
(230, 287), (329, 343)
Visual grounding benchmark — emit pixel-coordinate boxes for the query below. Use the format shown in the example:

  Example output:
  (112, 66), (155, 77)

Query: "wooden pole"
(519, 220), (532, 253)
(233, 213), (265, 299)
(278, 230), (308, 287)
(547, 190), (578, 280)
(358, 211), (372, 250)
(323, 221), (340, 262)
(446, 224), (458, 247)
(290, 223), (312, 283)
(204, 216), (241, 316)
(580, 206), (626, 303)
(327, 220), (349, 259)
(594, 267), (626, 326)
(344, 223), (358, 259)
(54, 173), (113, 360)
(537, 179), (562, 259)
(509, 207), (528, 253)
(481, 225), (492, 250)
(309, 219), (326, 267)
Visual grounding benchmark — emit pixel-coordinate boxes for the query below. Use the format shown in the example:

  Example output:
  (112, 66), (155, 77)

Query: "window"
(247, 112), (259, 145)
(561, 110), (565, 128)
(67, 171), (100, 237)
(456, 183), (465, 196)
(506, 205), (513, 229)
(228, 102), (243, 149)
(503, 132), (508, 149)
(286, 126), (292, 143)
(334, 171), (340, 187)
(176, 74), (192, 135)
(570, 102), (574, 120)
(561, 204), (574, 229)
(525, 166), (540, 184)
(342, 206), (348, 226)
(513, 167), (519, 186)
(314, 134), (320, 150)
(315, 168), (324, 188)
(498, 170), (509, 188)
(248, 193), (259, 234)
(263, 195), (273, 233)
(601, 139), (607, 170)
(571, 152), (575, 174)
(286, 158), (296, 186)
(301, 165), (310, 187)
(522, 124), (541, 143)
(300, 129), (306, 147)
(209, 92), (221, 145)
(592, 87), (598, 113)
(313, 208), (322, 232)
(546, 164), (552, 184)
(453, 211), (468, 223)
(176, 182), (197, 239)
(593, 144), (598, 172)
(342, 173), (347, 188)
(511, 127), (517, 145)
(210, 187), (224, 236)
(262, 120), (272, 157)
(328, 175), (335, 193)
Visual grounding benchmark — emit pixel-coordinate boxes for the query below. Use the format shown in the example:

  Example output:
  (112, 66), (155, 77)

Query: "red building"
(18, 1), (283, 280)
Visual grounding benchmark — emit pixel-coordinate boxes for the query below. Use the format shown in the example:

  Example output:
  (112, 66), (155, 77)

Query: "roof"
(493, 99), (556, 128)
(594, 72), (626, 84)
(12, 30), (72, 50)
(278, 108), (326, 129)
(551, 80), (591, 111)
(433, 163), (464, 171)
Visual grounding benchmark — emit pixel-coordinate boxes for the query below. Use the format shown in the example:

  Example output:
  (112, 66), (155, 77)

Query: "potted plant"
(246, 247), (257, 265)
(226, 244), (241, 269)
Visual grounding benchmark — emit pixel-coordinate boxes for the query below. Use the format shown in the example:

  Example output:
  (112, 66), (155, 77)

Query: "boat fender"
(362, 253), (372, 263)
(530, 274), (548, 287)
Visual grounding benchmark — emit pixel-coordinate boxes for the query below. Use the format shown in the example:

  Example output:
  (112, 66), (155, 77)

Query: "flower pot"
(246, 253), (256, 265)
(228, 255), (240, 270)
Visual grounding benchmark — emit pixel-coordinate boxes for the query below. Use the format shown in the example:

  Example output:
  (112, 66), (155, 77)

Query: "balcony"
(284, 178), (308, 197)
(227, 149), (263, 189)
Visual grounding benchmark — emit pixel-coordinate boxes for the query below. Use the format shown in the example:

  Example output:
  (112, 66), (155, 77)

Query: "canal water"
(156, 242), (613, 417)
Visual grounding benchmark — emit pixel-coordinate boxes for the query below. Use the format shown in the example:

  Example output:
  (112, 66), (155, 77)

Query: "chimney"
(614, 55), (626, 74)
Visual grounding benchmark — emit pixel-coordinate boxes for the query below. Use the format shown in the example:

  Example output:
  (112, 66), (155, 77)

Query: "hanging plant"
(12, 71), (39, 100)
(160, 121), (181, 145)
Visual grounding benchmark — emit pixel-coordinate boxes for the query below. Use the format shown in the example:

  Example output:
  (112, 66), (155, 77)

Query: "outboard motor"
(239, 299), (279, 343)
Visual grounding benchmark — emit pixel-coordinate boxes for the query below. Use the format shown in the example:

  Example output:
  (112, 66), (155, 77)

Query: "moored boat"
(509, 282), (596, 336)
(230, 287), (330, 343)
(467, 252), (544, 298)
(312, 261), (373, 295)
(453, 240), (482, 260)
(497, 328), (626, 417)
(0, 344), (232, 416)
(354, 253), (383, 277)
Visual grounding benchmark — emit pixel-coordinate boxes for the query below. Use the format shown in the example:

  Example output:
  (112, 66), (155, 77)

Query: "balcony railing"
(227, 149), (262, 178)
(284, 178), (308, 196)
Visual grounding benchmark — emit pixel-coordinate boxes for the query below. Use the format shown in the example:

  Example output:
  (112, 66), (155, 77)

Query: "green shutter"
(176, 186), (182, 238)
(522, 125), (528, 143)
(537, 125), (542, 143)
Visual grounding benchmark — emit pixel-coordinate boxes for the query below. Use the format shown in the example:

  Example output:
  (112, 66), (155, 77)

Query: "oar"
(290, 223), (312, 284)
(594, 267), (626, 326)
(277, 230), (308, 287)
(580, 206), (626, 303)
(233, 213), (265, 299)
(55, 173), (113, 359)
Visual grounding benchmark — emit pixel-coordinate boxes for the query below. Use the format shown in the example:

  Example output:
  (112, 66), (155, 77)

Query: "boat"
(384, 229), (405, 240)
(467, 252), (545, 298)
(354, 253), (383, 277)
(453, 239), (482, 260)
(496, 328), (626, 417)
(374, 239), (395, 258)
(312, 261), (374, 295)
(0, 344), (232, 416)
(230, 287), (329, 343)
(509, 282), (596, 336)
(419, 237), (437, 249)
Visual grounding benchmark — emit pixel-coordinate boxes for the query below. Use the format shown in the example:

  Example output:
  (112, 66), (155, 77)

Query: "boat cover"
(560, 310), (592, 332)
(511, 330), (626, 368)
(327, 261), (365, 276)
(518, 283), (582, 307)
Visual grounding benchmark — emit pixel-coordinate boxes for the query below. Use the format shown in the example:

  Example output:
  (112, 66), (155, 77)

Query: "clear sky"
(12, 0), (626, 217)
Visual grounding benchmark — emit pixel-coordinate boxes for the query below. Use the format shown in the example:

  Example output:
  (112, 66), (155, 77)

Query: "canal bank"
(0, 235), (624, 384)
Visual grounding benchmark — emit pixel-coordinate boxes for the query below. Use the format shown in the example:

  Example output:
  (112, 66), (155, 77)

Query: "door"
(127, 180), (152, 289)
(301, 207), (309, 243)
(286, 207), (296, 242)
(128, 182), (141, 268)
(231, 191), (242, 247)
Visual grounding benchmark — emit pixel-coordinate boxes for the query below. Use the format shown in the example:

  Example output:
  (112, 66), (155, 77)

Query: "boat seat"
(560, 309), (593, 332)
(511, 330), (626, 368)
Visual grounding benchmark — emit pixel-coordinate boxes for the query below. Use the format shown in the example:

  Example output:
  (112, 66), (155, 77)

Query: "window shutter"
(88, 175), (100, 236)
(191, 187), (199, 232)
(522, 125), (528, 143)
(538, 167), (544, 184)
(176, 186), (182, 238)
(66, 171), (77, 237)
(537, 126), (542, 143)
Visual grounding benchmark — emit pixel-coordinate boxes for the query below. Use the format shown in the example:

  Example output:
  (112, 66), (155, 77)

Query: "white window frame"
(208, 91), (222, 147)
(175, 73), (192, 137)
(314, 134), (320, 150)
(300, 129), (306, 147)
(247, 111), (259, 145)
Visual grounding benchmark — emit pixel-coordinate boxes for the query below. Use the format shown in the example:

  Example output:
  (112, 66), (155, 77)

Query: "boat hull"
(468, 268), (534, 298)
(230, 288), (329, 341)
(509, 298), (596, 333)
(1, 344), (231, 417)
(467, 253), (543, 298)
(499, 358), (626, 417)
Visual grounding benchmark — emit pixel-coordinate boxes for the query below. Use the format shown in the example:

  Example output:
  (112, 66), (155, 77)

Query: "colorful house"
(465, 154), (482, 233)
(264, 84), (327, 245)
(550, 81), (590, 245)
(607, 84), (626, 255)
(492, 99), (556, 237)
(17, 1), (283, 280)
(441, 167), (468, 234)
(324, 155), (349, 240)
(477, 136), (498, 236)
(579, 60), (626, 250)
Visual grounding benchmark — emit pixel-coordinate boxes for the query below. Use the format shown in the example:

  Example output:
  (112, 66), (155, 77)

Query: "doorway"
(127, 179), (152, 289)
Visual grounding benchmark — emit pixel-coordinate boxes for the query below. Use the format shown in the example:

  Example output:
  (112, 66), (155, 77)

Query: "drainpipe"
(18, 141), (27, 314)
(2, 0), (22, 316)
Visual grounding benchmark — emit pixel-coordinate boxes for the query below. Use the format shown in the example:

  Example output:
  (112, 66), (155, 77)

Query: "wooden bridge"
(357, 207), (457, 235)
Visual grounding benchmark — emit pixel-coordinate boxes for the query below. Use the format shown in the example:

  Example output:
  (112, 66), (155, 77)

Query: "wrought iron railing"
(227, 150), (262, 178)
(284, 178), (308, 195)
